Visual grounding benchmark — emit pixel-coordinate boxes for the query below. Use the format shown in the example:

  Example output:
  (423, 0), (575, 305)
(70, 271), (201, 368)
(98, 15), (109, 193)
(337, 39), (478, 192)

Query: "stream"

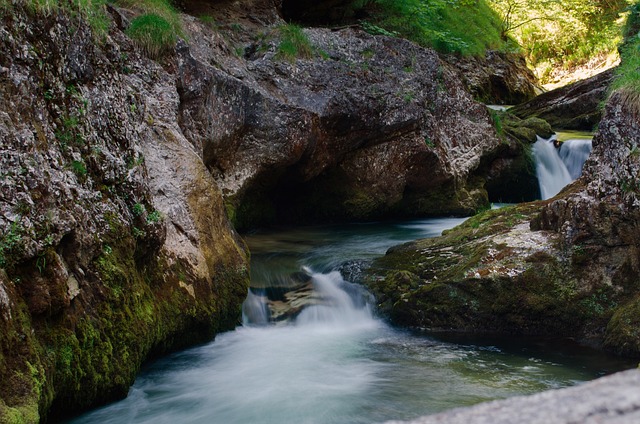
(68, 215), (635, 424)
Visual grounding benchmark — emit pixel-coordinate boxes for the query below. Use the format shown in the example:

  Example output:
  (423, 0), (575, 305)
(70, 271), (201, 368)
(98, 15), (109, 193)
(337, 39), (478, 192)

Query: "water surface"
(68, 218), (634, 424)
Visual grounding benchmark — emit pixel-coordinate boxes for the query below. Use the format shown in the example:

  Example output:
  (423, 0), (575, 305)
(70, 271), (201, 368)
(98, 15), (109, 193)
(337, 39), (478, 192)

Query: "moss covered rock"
(0, 4), (249, 422)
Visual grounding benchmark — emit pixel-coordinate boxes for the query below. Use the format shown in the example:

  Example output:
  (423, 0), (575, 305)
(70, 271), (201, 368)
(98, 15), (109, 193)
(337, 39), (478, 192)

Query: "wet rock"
(510, 68), (615, 131)
(363, 76), (640, 357)
(0, 5), (249, 421)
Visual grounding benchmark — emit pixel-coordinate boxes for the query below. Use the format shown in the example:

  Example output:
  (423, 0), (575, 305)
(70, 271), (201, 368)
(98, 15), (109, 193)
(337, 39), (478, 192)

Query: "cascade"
(559, 138), (593, 180)
(533, 136), (592, 199)
(242, 289), (270, 325)
(68, 218), (633, 424)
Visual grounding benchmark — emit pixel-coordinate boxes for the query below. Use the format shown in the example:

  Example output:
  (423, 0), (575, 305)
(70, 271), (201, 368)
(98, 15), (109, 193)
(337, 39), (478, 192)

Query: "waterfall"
(559, 138), (593, 180)
(294, 271), (374, 327)
(241, 268), (375, 328)
(242, 289), (270, 325)
(533, 136), (592, 200)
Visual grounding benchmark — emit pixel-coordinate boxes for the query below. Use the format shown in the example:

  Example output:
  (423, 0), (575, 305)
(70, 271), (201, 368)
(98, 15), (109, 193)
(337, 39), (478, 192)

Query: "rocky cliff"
(364, 81), (640, 356)
(0, 4), (249, 422)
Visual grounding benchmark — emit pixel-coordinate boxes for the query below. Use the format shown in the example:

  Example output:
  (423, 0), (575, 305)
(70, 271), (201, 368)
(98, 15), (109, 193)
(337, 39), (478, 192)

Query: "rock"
(0, 4), (249, 422)
(363, 74), (640, 357)
(443, 50), (541, 105)
(509, 68), (615, 131)
(385, 369), (640, 424)
(178, 23), (508, 228)
(478, 110), (549, 203)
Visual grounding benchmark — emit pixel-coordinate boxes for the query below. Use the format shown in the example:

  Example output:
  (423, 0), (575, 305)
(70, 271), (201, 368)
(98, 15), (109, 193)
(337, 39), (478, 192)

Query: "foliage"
(276, 23), (313, 61)
(71, 159), (87, 177)
(116, 0), (180, 58)
(610, 2), (640, 98)
(1, 0), (110, 38)
(363, 0), (510, 55)
(489, 0), (630, 78)
(126, 13), (177, 58)
(0, 222), (23, 269)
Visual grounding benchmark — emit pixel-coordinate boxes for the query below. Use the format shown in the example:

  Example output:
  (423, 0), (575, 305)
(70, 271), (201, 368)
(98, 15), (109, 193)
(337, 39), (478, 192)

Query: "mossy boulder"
(364, 78), (640, 358)
(364, 202), (637, 353)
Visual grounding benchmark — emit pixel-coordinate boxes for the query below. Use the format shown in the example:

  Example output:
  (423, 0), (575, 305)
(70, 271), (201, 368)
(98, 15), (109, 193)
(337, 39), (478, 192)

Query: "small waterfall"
(242, 268), (374, 328)
(533, 136), (592, 200)
(242, 289), (270, 325)
(559, 138), (593, 179)
(295, 271), (374, 327)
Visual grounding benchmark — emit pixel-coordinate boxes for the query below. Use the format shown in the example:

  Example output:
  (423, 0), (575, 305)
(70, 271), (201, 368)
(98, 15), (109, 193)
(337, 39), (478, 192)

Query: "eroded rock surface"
(509, 68), (615, 131)
(443, 50), (541, 105)
(178, 16), (511, 228)
(0, 5), (249, 422)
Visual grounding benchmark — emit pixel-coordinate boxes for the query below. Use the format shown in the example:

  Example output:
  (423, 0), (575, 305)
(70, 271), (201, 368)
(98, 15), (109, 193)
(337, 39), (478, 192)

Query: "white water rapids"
(533, 135), (593, 199)
(67, 218), (633, 424)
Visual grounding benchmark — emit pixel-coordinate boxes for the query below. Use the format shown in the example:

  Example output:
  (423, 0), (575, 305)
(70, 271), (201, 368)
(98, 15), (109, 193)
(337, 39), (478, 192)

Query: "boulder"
(509, 68), (615, 131)
(387, 369), (640, 424)
(179, 19), (510, 228)
(443, 50), (541, 105)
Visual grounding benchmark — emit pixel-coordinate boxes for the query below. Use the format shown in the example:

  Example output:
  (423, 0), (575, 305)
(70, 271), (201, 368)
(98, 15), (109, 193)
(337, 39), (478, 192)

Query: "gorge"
(1, 0), (639, 423)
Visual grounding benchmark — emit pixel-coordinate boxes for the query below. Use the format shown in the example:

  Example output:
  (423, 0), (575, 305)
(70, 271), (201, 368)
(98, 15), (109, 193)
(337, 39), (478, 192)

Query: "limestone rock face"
(443, 50), (541, 105)
(364, 88), (640, 357)
(510, 68), (615, 131)
(178, 21), (507, 228)
(0, 6), (248, 422)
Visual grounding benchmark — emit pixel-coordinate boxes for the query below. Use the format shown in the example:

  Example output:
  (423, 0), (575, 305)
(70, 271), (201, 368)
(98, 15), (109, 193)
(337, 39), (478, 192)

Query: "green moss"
(605, 297), (640, 356)
(364, 0), (510, 56)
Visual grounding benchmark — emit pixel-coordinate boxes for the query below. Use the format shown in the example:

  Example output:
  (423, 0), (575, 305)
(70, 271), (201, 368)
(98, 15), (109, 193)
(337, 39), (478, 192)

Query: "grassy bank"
(611, 1), (640, 96)
(362, 0), (512, 55)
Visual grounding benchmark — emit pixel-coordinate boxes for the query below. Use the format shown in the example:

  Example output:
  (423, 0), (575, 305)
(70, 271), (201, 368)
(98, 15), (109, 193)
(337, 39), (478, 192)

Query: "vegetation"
(123, 0), (181, 59)
(489, 0), (631, 81)
(127, 13), (177, 59)
(0, 0), (110, 38)
(276, 23), (313, 61)
(362, 0), (511, 55)
(610, 1), (640, 101)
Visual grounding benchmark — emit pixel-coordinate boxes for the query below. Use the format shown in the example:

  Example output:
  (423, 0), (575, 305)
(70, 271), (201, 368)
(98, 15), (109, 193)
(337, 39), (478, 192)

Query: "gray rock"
(178, 20), (512, 228)
(510, 68), (615, 131)
(386, 369), (640, 424)
(444, 50), (541, 105)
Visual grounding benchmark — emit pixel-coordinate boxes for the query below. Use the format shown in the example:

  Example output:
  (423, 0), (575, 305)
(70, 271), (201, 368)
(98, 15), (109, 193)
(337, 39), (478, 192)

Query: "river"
(67, 217), (635, 424)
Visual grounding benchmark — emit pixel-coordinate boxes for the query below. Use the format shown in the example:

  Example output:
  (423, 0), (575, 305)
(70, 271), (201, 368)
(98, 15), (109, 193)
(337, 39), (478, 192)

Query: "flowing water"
(533, 134), (593, 199)
(67, 218), (634, 424)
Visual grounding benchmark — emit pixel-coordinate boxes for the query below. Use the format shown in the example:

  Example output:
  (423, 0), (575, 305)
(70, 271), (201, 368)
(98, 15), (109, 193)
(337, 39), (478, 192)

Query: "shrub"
(276, 23), (313, 61)
(126, 13), (177, 58)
